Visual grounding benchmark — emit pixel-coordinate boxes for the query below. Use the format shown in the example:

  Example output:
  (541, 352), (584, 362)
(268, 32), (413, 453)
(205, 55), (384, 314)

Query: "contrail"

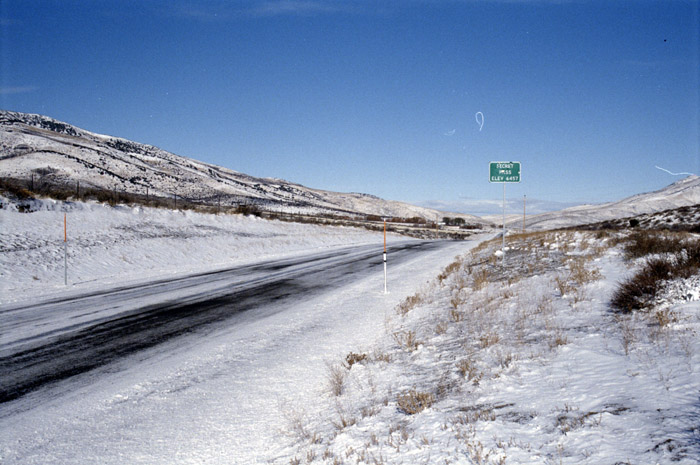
(655, 166), (696, 176)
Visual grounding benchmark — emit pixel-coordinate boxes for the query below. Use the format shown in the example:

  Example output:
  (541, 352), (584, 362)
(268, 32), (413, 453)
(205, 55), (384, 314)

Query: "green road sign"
(489, 161), (521, 183)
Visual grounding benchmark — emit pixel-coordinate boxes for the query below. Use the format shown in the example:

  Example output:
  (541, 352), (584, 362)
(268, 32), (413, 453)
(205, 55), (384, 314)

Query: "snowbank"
(1, 197), (388, 305)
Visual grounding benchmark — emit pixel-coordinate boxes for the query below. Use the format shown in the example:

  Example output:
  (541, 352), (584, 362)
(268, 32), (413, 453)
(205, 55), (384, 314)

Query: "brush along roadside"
(283, 230), (699, 465)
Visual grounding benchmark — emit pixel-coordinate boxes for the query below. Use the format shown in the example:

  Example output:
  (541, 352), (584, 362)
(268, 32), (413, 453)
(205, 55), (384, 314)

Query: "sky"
(1, 0), (698, 215)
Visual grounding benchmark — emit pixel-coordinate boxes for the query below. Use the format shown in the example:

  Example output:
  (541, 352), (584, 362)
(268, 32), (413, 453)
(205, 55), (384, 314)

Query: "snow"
(282, 231), (700, 464)
(1, 201), (698, 464)
(0, 196), (390, 305)
(0, 197), (481, 464)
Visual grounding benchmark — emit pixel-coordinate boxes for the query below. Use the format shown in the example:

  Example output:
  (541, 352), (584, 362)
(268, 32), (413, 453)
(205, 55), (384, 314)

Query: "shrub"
(397, 389), (434, 415)
(611, 257), (674, 312)
(612, 232), (700, 313)
(622, 231), (687, 260)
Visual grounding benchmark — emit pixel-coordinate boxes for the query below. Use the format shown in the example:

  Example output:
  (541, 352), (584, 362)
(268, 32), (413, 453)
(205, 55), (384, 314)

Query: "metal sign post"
(489, 162), (521, 267)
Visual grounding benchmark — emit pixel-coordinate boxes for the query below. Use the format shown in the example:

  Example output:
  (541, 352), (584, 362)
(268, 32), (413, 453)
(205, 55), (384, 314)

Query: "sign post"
(489, 162), (521, 266)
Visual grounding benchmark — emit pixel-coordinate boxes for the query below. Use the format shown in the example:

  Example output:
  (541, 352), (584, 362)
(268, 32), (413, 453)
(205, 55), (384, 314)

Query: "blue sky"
(1, 0), (698, 215)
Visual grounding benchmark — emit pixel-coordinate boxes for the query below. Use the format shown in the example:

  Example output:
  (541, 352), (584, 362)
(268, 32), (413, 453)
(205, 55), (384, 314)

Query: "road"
(0, 240), (445, 404)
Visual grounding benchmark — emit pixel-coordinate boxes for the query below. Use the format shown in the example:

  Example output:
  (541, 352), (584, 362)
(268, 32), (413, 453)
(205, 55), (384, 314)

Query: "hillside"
(284, 230), (700, 464)
(0, 110), (481, 223)
(490, 175), (700, 231)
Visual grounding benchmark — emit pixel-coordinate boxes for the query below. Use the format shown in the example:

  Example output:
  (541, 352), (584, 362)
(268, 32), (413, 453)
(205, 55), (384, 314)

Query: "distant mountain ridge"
(0, 110), (481, 222)
(493, 175), (700, 230)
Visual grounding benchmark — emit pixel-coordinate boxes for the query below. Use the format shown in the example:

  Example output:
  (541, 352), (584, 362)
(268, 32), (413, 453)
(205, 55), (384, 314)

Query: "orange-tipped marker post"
(383, 219), (387, 294)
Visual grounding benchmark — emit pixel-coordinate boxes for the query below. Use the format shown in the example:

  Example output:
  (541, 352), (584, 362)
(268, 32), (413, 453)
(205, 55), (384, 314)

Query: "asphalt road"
(0, 240), (446, 404)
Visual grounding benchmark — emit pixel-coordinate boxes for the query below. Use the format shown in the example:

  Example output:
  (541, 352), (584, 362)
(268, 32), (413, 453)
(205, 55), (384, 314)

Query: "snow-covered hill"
(0, 110), (481, 223)
(484, 175), (700, 230)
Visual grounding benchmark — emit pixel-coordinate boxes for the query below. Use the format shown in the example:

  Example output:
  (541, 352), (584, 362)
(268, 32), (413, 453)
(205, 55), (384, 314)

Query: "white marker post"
(383, 218), (388, 294)
(489, 161), (521, 267)
(63, 212), (68, 286)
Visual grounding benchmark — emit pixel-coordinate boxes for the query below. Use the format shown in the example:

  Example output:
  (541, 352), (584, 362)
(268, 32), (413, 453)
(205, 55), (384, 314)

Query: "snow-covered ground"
(0, 197), (395, 305)
(284, 231), (700, 464)
(0, 198), (481, 464)
(2, 199), (698, 464)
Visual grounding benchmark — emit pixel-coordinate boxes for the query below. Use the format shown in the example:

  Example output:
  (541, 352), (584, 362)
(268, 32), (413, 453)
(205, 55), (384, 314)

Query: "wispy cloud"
(169, 0), (356, 21)
(655, 165), (696, 177)
(249, 0), (350, 16)
(169, 0), (579, 21)
(0, 86), (38, 95)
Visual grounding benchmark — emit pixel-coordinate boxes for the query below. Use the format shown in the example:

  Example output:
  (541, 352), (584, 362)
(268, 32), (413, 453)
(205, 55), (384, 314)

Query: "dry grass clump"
(344, 352), (367, 369)
(554, 256), (602, 301)
(612, 231), (699, 313)
(397, 389), (435, 415)
(455, 405), (496, 424)
(438, 257), (464, 283)
(569, 257), (601, 283)
(479, 332), (500, 349)
(332, 402), (357, 431)
(549, 330), (569, 349)
(396, 293), (424, 315)
(472, 268), (490, 291)
(654, 308), (679, 327)
(327, 362), (347, 396)
(449, 308), (465, 323)
(457, 357), (483, 385)
(392, 330), (421, 352)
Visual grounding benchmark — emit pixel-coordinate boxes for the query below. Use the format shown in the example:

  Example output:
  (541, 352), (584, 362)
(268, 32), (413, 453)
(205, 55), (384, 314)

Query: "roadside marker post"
(489, 161), (521, 267)
(63, 212), (68, 286)
(383, 219), (388, 294)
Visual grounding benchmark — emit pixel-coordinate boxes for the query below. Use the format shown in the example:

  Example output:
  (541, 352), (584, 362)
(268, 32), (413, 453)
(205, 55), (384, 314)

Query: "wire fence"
(0, 175), (487, 238)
